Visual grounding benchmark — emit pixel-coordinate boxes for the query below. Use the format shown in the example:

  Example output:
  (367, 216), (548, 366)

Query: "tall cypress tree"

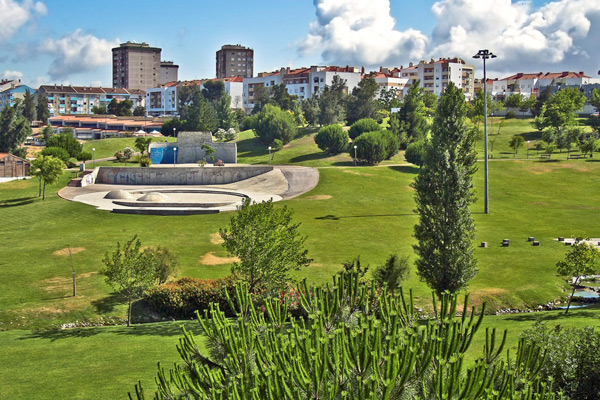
(412, 81), (478, 296)
(389, 79), (429, 148)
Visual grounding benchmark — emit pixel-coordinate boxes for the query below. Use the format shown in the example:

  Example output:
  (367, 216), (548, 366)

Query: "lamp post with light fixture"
(268, 146), (272, 164)
(92, 147), (95, 169)
(472, 49), (497, 215)
(173, 147), (177, 166)
(354, 145), (357, 166)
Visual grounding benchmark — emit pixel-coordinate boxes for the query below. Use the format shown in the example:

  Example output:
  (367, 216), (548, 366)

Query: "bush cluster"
(314, 124), (349, 154)
(351, 130), (399, 165)
(144, 276), (239, 319)
(348, 118), (381, 140)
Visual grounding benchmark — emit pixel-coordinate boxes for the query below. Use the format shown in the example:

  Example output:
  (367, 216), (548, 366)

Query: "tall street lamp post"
(268, 146), (272, 164)
(354, 145), (357, 166)
(173, 147), (177, 166)
(92, 147), (96, 169)
(473, 49), (497, 215)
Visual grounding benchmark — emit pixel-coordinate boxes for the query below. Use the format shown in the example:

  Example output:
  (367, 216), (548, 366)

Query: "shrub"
(41, 146), (70, 163)
(225, 128), (238, 141)
(314, 124), (349, 154)
(77, 151), (92, 162)
(45, 132), (82, 158)
(380, 129), (400, 159)
(271, 138), (283, 150)
(114, 147), (134, 162)
(405, 139), (429, 167)
(214, 128), (227, 142)
(254, 104), (298, 144)
(144, 276), (239, 319)
(505, 110), (516, 119)
(372, 254), (410, 291)
(139, 156), (152, 167)
(351, 131), (387, 165)
(348, 118), (381, 140)
(240, 115), (257, 131)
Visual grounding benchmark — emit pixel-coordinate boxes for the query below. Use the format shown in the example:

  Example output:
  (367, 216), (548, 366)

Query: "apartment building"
(112, 41), (162, 91)
(397, 58), (475, 99)
(0, 84), (36, 109)
(216, 44), (254, 79)
(38, 85), (145, 116)
(490, 71), (595, 99)
(371, 69), (412, 101)
(160, 61), (179, 85)
(145, 77), (244, 117)
(242, 66), (362, 112)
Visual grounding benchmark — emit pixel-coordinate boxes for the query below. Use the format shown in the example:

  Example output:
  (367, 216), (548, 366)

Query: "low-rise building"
(397, 58), (475, 99)
(0, 84), (36, 109)
(0, 153), (30, 177)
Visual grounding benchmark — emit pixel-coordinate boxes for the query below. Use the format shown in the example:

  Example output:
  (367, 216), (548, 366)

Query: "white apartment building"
(397, 58), (475, 99)
(490, 71), (597, 100)
(371, 69), (412, 101)
(145, 77), (244, 117)
(242, 66), (362, 112)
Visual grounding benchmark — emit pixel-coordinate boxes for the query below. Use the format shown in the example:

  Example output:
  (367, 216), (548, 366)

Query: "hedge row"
(144, 276), (239, 319)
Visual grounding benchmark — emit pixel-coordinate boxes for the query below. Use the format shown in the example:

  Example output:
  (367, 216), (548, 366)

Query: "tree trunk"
(38, 178), (41, 197)
(128, 297), (132, 327)
(565, 276), (579, 314)
(42, 181), (46, 200)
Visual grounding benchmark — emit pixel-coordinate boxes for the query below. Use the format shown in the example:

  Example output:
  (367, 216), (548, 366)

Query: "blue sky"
(1, 0), (598, 88)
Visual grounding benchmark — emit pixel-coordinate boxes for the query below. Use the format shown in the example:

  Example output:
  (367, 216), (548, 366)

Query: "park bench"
(568, 154), (585, 159)
(540, 154), (551, 159)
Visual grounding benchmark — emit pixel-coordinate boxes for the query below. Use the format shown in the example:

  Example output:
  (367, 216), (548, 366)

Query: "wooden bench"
(540, 153), (551, 159)
(568, 154), (585, 159)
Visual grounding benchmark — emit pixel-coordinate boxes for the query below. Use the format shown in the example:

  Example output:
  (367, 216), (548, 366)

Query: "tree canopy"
(219, 198), (311, 293)
(556, 238), (600, 313)
(30, 155), (65, 200)
(0, 99), (31, 158)
(413, 82), (478, 296)
(389, 80), (429, 149)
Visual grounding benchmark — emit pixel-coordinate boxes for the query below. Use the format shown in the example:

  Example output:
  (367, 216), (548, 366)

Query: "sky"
(0, 0), (599, 88)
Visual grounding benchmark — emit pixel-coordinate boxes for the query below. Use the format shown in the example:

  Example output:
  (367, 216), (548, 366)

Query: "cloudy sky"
(0, 0), (598, 88)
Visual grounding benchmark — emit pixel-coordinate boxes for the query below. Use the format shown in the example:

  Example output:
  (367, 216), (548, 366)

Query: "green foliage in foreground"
(132, 272), (559, 399)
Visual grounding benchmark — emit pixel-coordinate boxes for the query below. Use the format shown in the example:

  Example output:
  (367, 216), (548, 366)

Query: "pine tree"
(389, 80), (429, 148)
(413, 81), (478, 296)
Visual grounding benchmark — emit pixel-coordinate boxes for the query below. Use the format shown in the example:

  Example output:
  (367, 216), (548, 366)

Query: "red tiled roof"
(0, 153), (9, 159)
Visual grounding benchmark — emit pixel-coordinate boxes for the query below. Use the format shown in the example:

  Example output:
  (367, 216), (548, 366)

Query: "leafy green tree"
(504, 93), (523, 108)
(202, 80), (225, 104)
(389, 80), (429, 148)
(36, 92), (50, 123)
(91, 104), (108, 114)
(22, 89), (36, 122)
(101, 235), (159, 327)
(219, 198), (311, 293)
(346, 75), (380, 124)
(422, 91), (438, 116)
(509, 135), (525, 157)
(77, 151), (92, 163)
(130, 270), (558, 400)
(0, 100), (31, 154)
(590, 88), (600, 112)
(134, 137), (153, 157)
(522, 321), (600, 400)
(269, 83), (297, 111)
(215, 93), (238, 130)
(544, 87), (586, 129)
(108, 98), (133, 116)
(556, 237), (600, 313)
(348, 118), (381, 140)
(351, 130), (388, 165)
(41, 125), (54, 143)
(30, 155), (65, 200)
(142, 246), (178, 285)
(254, 104), (297, 144)
(133, 106), (146, 117)
(41, 146), (70, 163)
(404, 138), (429, 168)
(532, 104), (547, 131)
(201, 144), (215, 163)
(580, 137), (599, 158)
(318, 75), (347, 126)
(160, 118), (182, 137)
(372, 253), (409, 291)
(532, 86), (553, 117)
(413, 82), (478, 296)
(377, 87), (401, 112)
(180, 89), (218, 132)
(251, 85), (271, 115)
(46, 131), (82, 158)
(314, 124), (348, 154)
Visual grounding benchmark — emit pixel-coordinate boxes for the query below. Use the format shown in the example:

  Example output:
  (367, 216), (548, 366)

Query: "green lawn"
(2, 117), (600, 398)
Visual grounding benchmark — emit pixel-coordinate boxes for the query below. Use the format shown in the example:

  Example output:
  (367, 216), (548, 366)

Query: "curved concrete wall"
(95, 166), (274, 185)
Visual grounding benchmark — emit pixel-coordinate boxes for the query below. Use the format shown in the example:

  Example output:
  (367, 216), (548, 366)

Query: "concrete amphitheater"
(59, 164), (319, 215)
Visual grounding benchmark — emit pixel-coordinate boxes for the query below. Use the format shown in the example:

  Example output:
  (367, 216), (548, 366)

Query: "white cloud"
(301, 0), (600, 77)
(429, 0), (600, 76)
(299, 0), (428, 68)
(38, 29), (120, 80)
(1, 70), (24, 80)
(0, 0), (46, 43)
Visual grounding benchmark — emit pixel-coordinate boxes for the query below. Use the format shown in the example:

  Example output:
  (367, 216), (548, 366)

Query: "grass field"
(1, 116), (599, 398)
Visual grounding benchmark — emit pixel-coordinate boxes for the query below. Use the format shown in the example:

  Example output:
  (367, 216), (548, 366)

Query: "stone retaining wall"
(94, 166), (274, 185)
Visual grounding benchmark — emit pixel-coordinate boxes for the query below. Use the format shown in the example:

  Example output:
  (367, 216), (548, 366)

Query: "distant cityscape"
(1, 40), (599, 124)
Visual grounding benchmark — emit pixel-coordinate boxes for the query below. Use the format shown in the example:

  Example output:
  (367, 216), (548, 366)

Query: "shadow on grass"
(236, 137), (265, 158)
(18, 320), (198, 342)
(535, 159), (560, 163)
(519, 131), (541, 141)
(290, 152), (332, 163)
(91, 293), (123, 313)
(316, 213), (415, 220)
(388, 165), (420, 174)
(585, 159), (600, 162)
(0, 196), (36, 208)
(502, 307), (600, 322)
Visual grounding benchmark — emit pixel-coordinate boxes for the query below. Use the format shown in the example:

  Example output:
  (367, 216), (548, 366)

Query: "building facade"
(160, 61), (179, 85)
(38, 85), (145, 116)
(216, 44), (254, 79)
(0, 153), (30, 177)
(397, 58), (475, 99)
(112, 41), (162, 91)
(0, 84), (36, 109)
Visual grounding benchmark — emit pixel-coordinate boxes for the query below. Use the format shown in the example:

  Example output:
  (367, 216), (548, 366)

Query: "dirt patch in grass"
(469, 288), (509, 306)
(209, 232), (224, 245)
(200, 252), (239, 265)
(42, 272), (97, 292)
(343, 170), (374, 177)
(52, 247), (85, 256)
(529, 162), (591, 175)
(304, 195), (332, 200)
(26, 146), (44, 158)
